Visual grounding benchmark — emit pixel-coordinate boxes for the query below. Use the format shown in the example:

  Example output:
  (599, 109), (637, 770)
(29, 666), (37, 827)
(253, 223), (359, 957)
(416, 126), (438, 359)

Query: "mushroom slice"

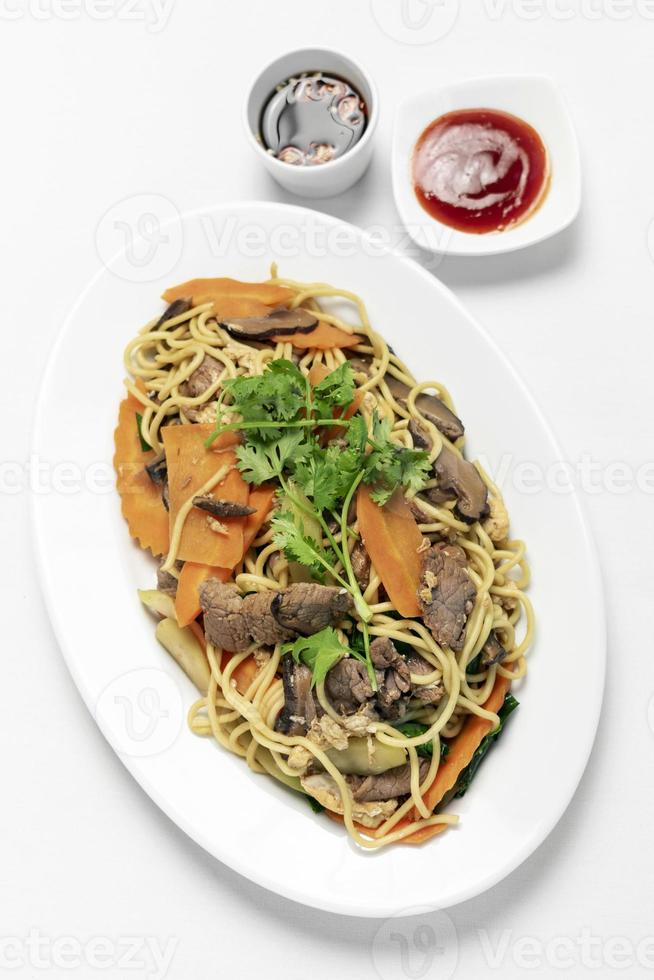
(433, 446), (489, 523)
(145, 451), (167, 487)
(192, 496), (256, 518)
(219, 307), (318, 340)
(385, 374), (464, 442)
(155, 297), (192, 328)
(480, 630), (507, 668)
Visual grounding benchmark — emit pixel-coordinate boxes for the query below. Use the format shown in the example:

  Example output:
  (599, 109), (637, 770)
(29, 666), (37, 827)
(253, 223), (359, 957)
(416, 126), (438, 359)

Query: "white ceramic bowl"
(244, 47), (379, 199)
(392, 75), (582, 257)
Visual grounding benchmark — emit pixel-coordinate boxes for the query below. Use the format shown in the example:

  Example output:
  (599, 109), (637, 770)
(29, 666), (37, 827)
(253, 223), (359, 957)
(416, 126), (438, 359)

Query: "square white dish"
(392, 75), (582, 257)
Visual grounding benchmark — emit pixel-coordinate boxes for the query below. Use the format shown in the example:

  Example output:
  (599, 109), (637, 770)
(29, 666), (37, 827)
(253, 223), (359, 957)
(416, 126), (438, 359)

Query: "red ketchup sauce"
(412, 108), (549, 234)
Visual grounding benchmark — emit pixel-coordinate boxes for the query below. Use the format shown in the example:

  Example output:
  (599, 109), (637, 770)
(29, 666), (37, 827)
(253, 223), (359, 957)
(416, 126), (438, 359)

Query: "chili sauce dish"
(392, 75), (581, 257)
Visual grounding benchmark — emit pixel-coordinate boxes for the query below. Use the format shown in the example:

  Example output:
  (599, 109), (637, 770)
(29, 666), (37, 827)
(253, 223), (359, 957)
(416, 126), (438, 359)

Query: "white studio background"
(1, 3), (652, 979)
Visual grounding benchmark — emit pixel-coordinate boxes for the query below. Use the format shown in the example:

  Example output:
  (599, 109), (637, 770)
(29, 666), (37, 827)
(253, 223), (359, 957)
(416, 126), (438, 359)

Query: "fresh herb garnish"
(283, 627), (348, 687)
(362, 413), (431, 506)
(454, 693), (519, 797)
(206, 358), (430, 646)
(395, 722), (450, 760)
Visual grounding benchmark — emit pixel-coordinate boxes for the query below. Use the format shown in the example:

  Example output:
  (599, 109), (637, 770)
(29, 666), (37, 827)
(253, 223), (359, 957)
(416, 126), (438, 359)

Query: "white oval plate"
(392, 75), (582, 257)
(32, 202), (604, 917)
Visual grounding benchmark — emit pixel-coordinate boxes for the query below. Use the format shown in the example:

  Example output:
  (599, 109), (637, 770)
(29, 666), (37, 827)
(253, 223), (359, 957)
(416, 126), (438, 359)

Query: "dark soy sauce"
(260, 73), (367, 166)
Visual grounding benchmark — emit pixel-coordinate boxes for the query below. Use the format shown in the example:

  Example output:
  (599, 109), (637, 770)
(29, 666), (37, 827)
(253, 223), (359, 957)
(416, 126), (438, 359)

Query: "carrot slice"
(242, 484), (276, 552)
(324, 810), (449, 845)
(271, 321), (361, 350)
(113, 392), (169, 557)
(162, 424), (248, 567)
(162, 277), (293, 319)
(175, 563), (231, 628)
(357, 486), (423, 617)
(415, 672), (513, 817)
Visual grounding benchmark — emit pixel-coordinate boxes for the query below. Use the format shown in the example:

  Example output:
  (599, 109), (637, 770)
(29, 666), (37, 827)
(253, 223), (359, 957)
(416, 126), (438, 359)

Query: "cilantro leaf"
(293, 443), (361, 513)
(312, 361), (355, 419)
(221, 358), (308, 439)
(271, 510), (336, 582)
(363, 411), (431, 506)
(236, 430), (309, 485)
(283, 626), (348, 687)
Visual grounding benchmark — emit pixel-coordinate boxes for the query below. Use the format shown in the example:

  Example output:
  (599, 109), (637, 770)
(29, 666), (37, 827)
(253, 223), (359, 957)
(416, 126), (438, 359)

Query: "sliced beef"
(370, 637), (411, 719)
(405, 651), (445, 705)
(200, 580), (352, 653)
(349, 758), (431, 803)
(418, 544), (476, 652)
(275, 655), (320, 735)
(272, 584), (353, 635)
(199, 581), (251, 652)
(180, 354), (224, 422)
(350, 540), (371, 591)
(325, 659), (373, 715)
(480, 629), (507, 668)
(242, 591), (293, 647)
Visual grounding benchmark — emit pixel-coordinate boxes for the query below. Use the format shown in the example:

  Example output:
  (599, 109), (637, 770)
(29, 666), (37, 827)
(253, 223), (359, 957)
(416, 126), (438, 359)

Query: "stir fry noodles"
(114, 269), (532, 849)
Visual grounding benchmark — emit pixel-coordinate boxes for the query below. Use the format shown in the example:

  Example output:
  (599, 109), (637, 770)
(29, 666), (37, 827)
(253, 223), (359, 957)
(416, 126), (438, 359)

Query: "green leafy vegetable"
(454, 694), (519, 798)
(283, 627), (348, 687)
(135, 413), (151, 452)
(395, 722), (450, 760)
(305, 795), (325, 814)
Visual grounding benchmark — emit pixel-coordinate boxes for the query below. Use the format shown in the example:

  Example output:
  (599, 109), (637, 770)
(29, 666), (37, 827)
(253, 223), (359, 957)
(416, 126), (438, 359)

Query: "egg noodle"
(122, 267), (533, 849)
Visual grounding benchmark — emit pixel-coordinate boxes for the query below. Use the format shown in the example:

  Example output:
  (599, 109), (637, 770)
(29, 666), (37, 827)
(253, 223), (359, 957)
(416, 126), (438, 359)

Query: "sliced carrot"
(188, 610), (259, 695)
(113, 392), (169, 557)
(242, 484), (276, 552)
(175, 563), (231, 628)
(414, 672), (513, 818)
(162, 424), (248, 568)
(221, 652), (259, 694)
(271, 321), (361, 350)
(324, 810), (449, 845)
(162, 277), (293, 319)
(357, 486), (423, 617)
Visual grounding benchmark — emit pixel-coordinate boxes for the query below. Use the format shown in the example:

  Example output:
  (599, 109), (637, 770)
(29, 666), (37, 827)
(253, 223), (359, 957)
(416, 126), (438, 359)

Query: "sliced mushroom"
(385, 374), (464, 442)
(408, 419), (485, 520)
(193, 496), (256, 518)
(433, 446), (488, 523)
(145, 452), (167, 487)
(219, 307), (318, 340)
(480, 630), (507, 668)
(155, 297), (192, 328)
